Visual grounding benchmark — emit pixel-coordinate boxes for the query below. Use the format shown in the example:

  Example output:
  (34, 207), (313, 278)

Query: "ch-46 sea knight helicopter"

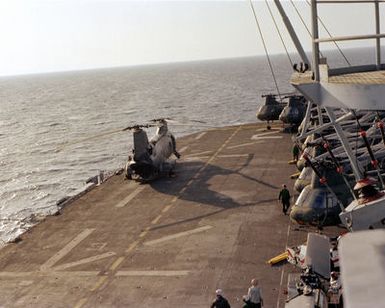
(124, 118), (181, 182)
(256, 93), (307, 130)
(290, 107), (385, 228)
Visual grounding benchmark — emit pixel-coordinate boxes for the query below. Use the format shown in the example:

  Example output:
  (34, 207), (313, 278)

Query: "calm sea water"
(0, 49), (376, 244)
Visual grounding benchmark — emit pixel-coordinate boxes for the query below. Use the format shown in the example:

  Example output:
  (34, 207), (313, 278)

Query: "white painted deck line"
(0, 272), (39, 277)
(183, 156), (210, 161)
(254, 131), (279, 137)
(144, 225), (213, 246)
(179, 146), (188, 153)
(217, 154), (250, 158)
(115, 185), (146, 208)
(251, 135), (283, 140)
(227, 141), (263, 149)
(53, 252), (116, 271)
(185, 150), (213, 157)
(116, 270), (191, 277)
(0, 271), (100, 277)
(40, 229), (95, 271)
(251, 130), (282, 140)
(195, 132), (206, 140)
(255, 127), (280, 132)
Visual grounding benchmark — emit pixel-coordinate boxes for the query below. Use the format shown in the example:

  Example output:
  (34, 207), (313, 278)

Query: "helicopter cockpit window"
(313, 191), (327, 209)
(296, 186), (311, 207)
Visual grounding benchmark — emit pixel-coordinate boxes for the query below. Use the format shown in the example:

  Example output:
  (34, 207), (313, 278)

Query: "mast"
(311, 0), (320, 81)
(273, 0), (310, 66)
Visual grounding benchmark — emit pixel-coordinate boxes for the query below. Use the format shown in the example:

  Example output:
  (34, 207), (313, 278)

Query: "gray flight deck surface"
(0, 123), (341, 307)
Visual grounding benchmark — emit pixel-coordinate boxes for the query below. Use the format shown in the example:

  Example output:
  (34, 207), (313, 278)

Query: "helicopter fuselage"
(125, 122), (178, 181)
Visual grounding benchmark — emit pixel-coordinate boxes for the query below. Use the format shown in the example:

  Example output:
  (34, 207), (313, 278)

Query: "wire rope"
(288, 0), (324, 59)
(249, 0), (282, 102)
(305, 0), (351, 66)
(264, 0), (293, 67)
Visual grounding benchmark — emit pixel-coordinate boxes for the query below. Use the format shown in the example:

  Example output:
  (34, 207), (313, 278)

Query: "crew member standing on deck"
(210, 289), (231, 308)
(242, 278), (263, 308)
(278, 184), (291, 215)
(292, 143), (300, 161)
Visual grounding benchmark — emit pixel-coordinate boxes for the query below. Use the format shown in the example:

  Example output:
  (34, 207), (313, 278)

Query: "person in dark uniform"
(170, 134), (181, 158)
(292, 143), (300, 161)
(278, 184), (291, 215)
(211, 289), (231, 308)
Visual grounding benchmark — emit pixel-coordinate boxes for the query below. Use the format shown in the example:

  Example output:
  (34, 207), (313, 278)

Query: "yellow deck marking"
(125, 240), (140, 253)
(138, 226), (150, 238)
(40, 228), (95, 271)
(74, 126), (241, 307)
(179, 187), (187, 194)
(179, 146), (188, 153)
(151, 214), (162, 225)
(116, 270), (190, 276)
(53, 252), (116, 271)
(192, 126), (241, 171)
(186, 179), (194, 186)
(162, 204), (173, 213)
(74, 298), (88, 308)
(109, 256), (125, 271)
(90, 276), (108, 292)
(115, 185), (145, 208)
(144, 225), (213, 246)
(195, 132), (206, 140)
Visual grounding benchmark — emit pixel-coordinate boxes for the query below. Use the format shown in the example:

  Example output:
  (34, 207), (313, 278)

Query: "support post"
(325, 107), (362, 181)
(273, 0), (310, 66)
(311, 0), (320, 81)
(375, 0), (381, 69)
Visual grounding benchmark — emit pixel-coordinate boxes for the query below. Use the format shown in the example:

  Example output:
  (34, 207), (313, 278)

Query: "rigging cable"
(264, 0), (293, 67)
(288, 0), (324, 59)
(249, 0), (282, 102)
(305, 0), (351, 66)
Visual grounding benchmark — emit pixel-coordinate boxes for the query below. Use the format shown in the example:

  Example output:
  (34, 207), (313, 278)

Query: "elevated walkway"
(291, 65), (385, 110)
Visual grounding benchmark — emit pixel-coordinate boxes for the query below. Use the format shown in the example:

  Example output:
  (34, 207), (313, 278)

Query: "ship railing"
(311, 0), (384, 80)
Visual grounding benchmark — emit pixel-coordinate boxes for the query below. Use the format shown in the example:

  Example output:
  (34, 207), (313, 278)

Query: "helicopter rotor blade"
(57, 117), (214, 152)
(162, 117), (208, 126)
(122, 123), (157, 131)
(148, 116), (208, 125)
(58, 123), (157, 151)
(56, 127), (125, 151)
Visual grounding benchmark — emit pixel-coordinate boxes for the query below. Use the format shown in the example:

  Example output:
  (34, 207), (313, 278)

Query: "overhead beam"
(273, 0), (310, 66)
(315, 33), (385, 43)
(317, 0), (385, 3)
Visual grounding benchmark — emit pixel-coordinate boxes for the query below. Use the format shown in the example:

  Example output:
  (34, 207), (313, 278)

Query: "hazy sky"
(0, 0), (383, 76)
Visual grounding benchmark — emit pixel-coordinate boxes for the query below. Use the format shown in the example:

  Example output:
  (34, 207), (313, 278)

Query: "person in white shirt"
(242, 278), (263, 308)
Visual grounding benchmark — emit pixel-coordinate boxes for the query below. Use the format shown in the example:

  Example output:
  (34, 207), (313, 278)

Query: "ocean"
(0, 49), (376, 244)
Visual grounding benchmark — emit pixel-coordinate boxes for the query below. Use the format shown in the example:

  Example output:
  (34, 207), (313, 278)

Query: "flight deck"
(0, 123), (342, 307)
